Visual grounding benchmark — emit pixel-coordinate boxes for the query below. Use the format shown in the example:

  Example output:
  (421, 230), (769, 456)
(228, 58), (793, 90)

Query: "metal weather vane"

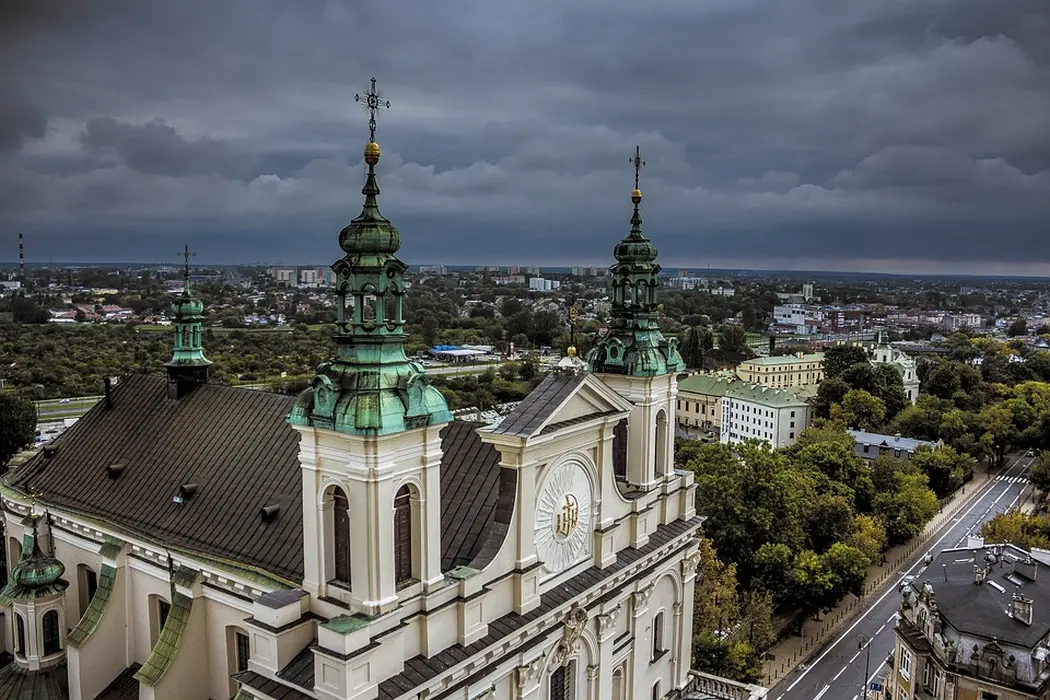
(179, 244), (196, 280)
(355, 77), (391, 143)
(630, 145), (645, 191)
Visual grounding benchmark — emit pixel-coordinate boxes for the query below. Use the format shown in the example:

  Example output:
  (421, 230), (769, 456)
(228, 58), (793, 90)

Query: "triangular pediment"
(490, 371), (632, 439)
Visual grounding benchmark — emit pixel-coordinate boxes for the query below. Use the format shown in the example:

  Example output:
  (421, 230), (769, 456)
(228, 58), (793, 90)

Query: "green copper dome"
(290, 136), (451, 436)
(0, 525), (69, 603)
(585, 152), (684, 378)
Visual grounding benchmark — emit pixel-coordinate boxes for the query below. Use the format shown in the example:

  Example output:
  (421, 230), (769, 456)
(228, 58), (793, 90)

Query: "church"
(1, 83), (736, 700)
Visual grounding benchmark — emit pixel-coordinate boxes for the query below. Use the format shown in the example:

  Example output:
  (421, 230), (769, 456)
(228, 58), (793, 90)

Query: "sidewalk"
(760, 468), (999, 687)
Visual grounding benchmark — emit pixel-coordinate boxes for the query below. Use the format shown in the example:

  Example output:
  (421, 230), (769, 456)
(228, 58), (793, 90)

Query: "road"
(772, 453), (1034, 700)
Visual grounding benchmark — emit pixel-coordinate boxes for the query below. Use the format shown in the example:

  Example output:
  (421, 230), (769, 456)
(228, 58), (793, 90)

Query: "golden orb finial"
(631, 188), (643, 204)
(567, 346), (577, 358)
(364, 140), (381, 165)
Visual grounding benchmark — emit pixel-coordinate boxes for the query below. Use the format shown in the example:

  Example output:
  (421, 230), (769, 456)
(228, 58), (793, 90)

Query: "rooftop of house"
(739, 352), (825, 367)
(724, 383), (815, 408)
(905, 543), (1050, 649)
(677, 373), (740, 398)
(848, 429), (937, 453)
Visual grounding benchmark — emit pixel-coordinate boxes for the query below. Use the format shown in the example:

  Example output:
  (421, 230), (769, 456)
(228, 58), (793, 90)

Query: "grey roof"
(5, 374), (305, 583)
(849, 429), (936, 453)
(917, 545), (1050, 648)
(4, 374), (507, 582)
(0, 661), (69, 700)
(489, 372), (587, 437)
(95, 665), (141, 700)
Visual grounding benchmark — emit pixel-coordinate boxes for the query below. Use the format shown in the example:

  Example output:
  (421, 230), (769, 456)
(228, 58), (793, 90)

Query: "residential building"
(528, 277), (561, 291)
(871, 340), (921, 404)
(772, 304), (821, 335)
(0, 135), (744, 700)
(736, 352), (825, 388)
(417, 265), (447, 275)
(943, 313), (984, 331)
(848, 430), (941, 462)
(721, 384), (814, 448)
(675, 374), (737, 438)
(889, 542), (1050, 699)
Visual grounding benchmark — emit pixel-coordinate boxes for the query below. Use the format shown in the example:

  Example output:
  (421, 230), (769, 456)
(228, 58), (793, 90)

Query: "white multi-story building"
(772, 304), (822, 334)
(720, 383), (814, 449)
(528, 277), (561, 292)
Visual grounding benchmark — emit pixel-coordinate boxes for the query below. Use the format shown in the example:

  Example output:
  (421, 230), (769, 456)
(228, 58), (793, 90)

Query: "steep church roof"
(3, 375), (505, 583)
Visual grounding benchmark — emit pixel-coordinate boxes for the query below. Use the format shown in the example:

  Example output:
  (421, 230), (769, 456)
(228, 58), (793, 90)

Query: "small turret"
(165, 245), (211, 399)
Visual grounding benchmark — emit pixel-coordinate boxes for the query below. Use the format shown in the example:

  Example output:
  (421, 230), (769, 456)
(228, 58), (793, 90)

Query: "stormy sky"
(2, 0), (1049, 275)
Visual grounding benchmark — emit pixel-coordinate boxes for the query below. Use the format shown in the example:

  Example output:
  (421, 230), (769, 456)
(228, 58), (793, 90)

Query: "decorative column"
(595, 604), (622, 700)
(630, 584), (656, 695)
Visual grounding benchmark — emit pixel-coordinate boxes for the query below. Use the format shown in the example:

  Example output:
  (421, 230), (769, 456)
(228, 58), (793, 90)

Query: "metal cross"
(180, 244), (196, 278)
(568, 302), (578, 348)
(630, 145), (645, 190)
(355, 77), (391, 143)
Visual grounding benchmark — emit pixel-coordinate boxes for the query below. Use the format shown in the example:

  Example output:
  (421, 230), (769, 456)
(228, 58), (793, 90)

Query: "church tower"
(585, 146), (684, 488)
(164, 246), (211, 399)
(289, 78), (451, 614)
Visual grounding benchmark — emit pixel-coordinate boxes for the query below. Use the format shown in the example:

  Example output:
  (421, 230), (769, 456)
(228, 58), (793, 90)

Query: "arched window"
(652, 611), (665, 659)
(42, 609), (61, 655)
(654, 410), (668, 477)
(331, 487), (352, 585)
(549, 661), (575, 700)
(612, 419), (628, 480)
(611, 668), (625, 700)
(77, 564), (98, 618)
(394, 485), (414, 586)
(15, 613), (26, 657)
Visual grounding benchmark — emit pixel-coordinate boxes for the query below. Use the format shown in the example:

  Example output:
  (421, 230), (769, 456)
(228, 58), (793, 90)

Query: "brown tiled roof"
(6, 375), (304, 582)
(438, 421), (505, 571)
(5, 375), (507, 583)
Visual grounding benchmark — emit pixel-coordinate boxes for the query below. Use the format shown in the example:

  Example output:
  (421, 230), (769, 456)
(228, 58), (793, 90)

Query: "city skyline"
(2, 0), (1049, 274)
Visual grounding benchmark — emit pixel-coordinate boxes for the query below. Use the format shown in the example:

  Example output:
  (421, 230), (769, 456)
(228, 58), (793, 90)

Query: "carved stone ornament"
(672, 601), (683, 616)
(596, 605), (621, 636)
(516, 653), (547, 690)
(633, 584), (655, 610)
(551, 606), (589, 668)
(683, 549), (703, 575)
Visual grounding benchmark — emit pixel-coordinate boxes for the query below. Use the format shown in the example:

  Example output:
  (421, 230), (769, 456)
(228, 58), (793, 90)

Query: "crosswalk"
(994, 475), (1028, 484)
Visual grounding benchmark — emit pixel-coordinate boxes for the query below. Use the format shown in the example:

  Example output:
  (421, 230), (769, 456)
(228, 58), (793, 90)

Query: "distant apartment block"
(493, 275), (526, 285)
(773, 303), (821, 334)
(570, 266), (604, 276)
(528, 277), (561, 292)
(417, 265), (448, 275)
(943, 313), (984, 331)
(736, 352), (825, 388)
(721, 383), (814, 448)
(667, 276), (708, 291)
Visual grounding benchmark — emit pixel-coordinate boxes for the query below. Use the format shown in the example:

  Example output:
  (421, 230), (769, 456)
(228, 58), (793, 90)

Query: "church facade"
(1, 103), (722, 700)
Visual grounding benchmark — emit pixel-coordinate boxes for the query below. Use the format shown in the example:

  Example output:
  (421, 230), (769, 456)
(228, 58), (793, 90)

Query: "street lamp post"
(857, 633), (871, 700)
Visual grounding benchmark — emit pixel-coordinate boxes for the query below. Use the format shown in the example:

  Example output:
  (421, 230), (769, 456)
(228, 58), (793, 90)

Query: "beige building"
(720, 384), (815, 449)
(674, 374), (737, 437)
(735, 352), (824, 388)
(889, 541), (1050, 700)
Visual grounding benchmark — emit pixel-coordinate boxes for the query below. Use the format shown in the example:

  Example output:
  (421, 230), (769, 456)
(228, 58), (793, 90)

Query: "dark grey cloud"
(1, 0), (1049, 274)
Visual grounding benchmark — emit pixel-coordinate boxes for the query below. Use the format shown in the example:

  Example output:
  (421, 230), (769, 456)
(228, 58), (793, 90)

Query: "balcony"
(672, 671), (769, 700)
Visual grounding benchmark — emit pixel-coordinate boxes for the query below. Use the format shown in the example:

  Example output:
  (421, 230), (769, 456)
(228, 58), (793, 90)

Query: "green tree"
(910, 445), (974, 498)
(978, 404), (1019, 467)
(981, 510), (1050, 551)
(0, 393), (37, 466)
(821, 542), (871, 599)
(717, 325), (748, 354)
(518, 353), (539, 380)
(823, 345), (870, 379)
(831, 389), (886, 430)
(875, 471), (939, 544)
(813, 377), (850, 419)
(845, 514), (888, 561)
(1029, 451), (1050, 493)
(1007, 318), (1028, 337)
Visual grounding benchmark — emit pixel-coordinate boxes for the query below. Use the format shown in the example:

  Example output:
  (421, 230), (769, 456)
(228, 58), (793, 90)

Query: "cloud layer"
(2, 0), (1049, 273)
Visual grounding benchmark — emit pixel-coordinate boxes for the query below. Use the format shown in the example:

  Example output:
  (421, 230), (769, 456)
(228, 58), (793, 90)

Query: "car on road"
(898, 574), (916, 592)
(1027, 449), (1035, 457)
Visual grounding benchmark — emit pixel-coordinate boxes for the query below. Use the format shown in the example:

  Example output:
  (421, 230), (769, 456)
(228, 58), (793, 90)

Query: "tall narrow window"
(654, 410), (668, 477)
(158, 599), (171, 630)
(15, 614), (26, 656)
(612, 419), (628, 480)
(235, 631), (251, 673)
(42, 609), (61, 655)
(78, 564), (98, 617)
(652, 611), (665, 660)
(332, 487), (352, 585)
(550, 663), (574, 700)
(394, 485), (414, 586)
(652, 681), (661, 700)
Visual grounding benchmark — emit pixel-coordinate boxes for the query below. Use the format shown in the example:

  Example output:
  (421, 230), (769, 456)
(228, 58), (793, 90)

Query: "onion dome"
(339, 139), (402, 257)
(10, 542), (66, 589)
(613, 188), (658, 265)
(171, 292), (204, 319)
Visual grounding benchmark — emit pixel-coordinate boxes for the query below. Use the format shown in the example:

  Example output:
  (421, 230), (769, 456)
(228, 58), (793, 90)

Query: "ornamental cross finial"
(630, 145), (645, 191)
(179, 244), (195, 279)
(355, 77), (391, 143)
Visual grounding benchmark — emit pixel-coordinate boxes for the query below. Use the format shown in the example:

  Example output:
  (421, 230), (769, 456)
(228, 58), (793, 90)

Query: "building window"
(790, 421), (795, 428)
(979, 693), (999, 700)
(613, 419), (628, 480)
(15, 613), (26, 657)
(894, 449), (901, 458)
(899, 647), (912, 680)
(790, 410), (796, 418)
(331, 486), (352, 585)
(78, 564), (98, 618)
(150, 595), (171, 647)
(42, 609), (61, 655)
(655, 410), (668, 477)
(549, 663), (574, 700)
(789, 432), (794, 439)
(394, 485), (414, 586)
(652, 611), (665, 660)
(652, 681), (661, 700)
(235, 631), (251, 673)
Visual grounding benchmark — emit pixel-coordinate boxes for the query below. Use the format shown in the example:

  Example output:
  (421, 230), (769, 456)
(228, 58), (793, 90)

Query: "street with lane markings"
(771, 452), (1034, 700)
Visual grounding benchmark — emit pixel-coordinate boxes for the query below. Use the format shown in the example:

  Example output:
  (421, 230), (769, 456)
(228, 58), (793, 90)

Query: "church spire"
(290, 78), (451, 435)
(165, 245), (211, 399)
(584, 145), (683, 377)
